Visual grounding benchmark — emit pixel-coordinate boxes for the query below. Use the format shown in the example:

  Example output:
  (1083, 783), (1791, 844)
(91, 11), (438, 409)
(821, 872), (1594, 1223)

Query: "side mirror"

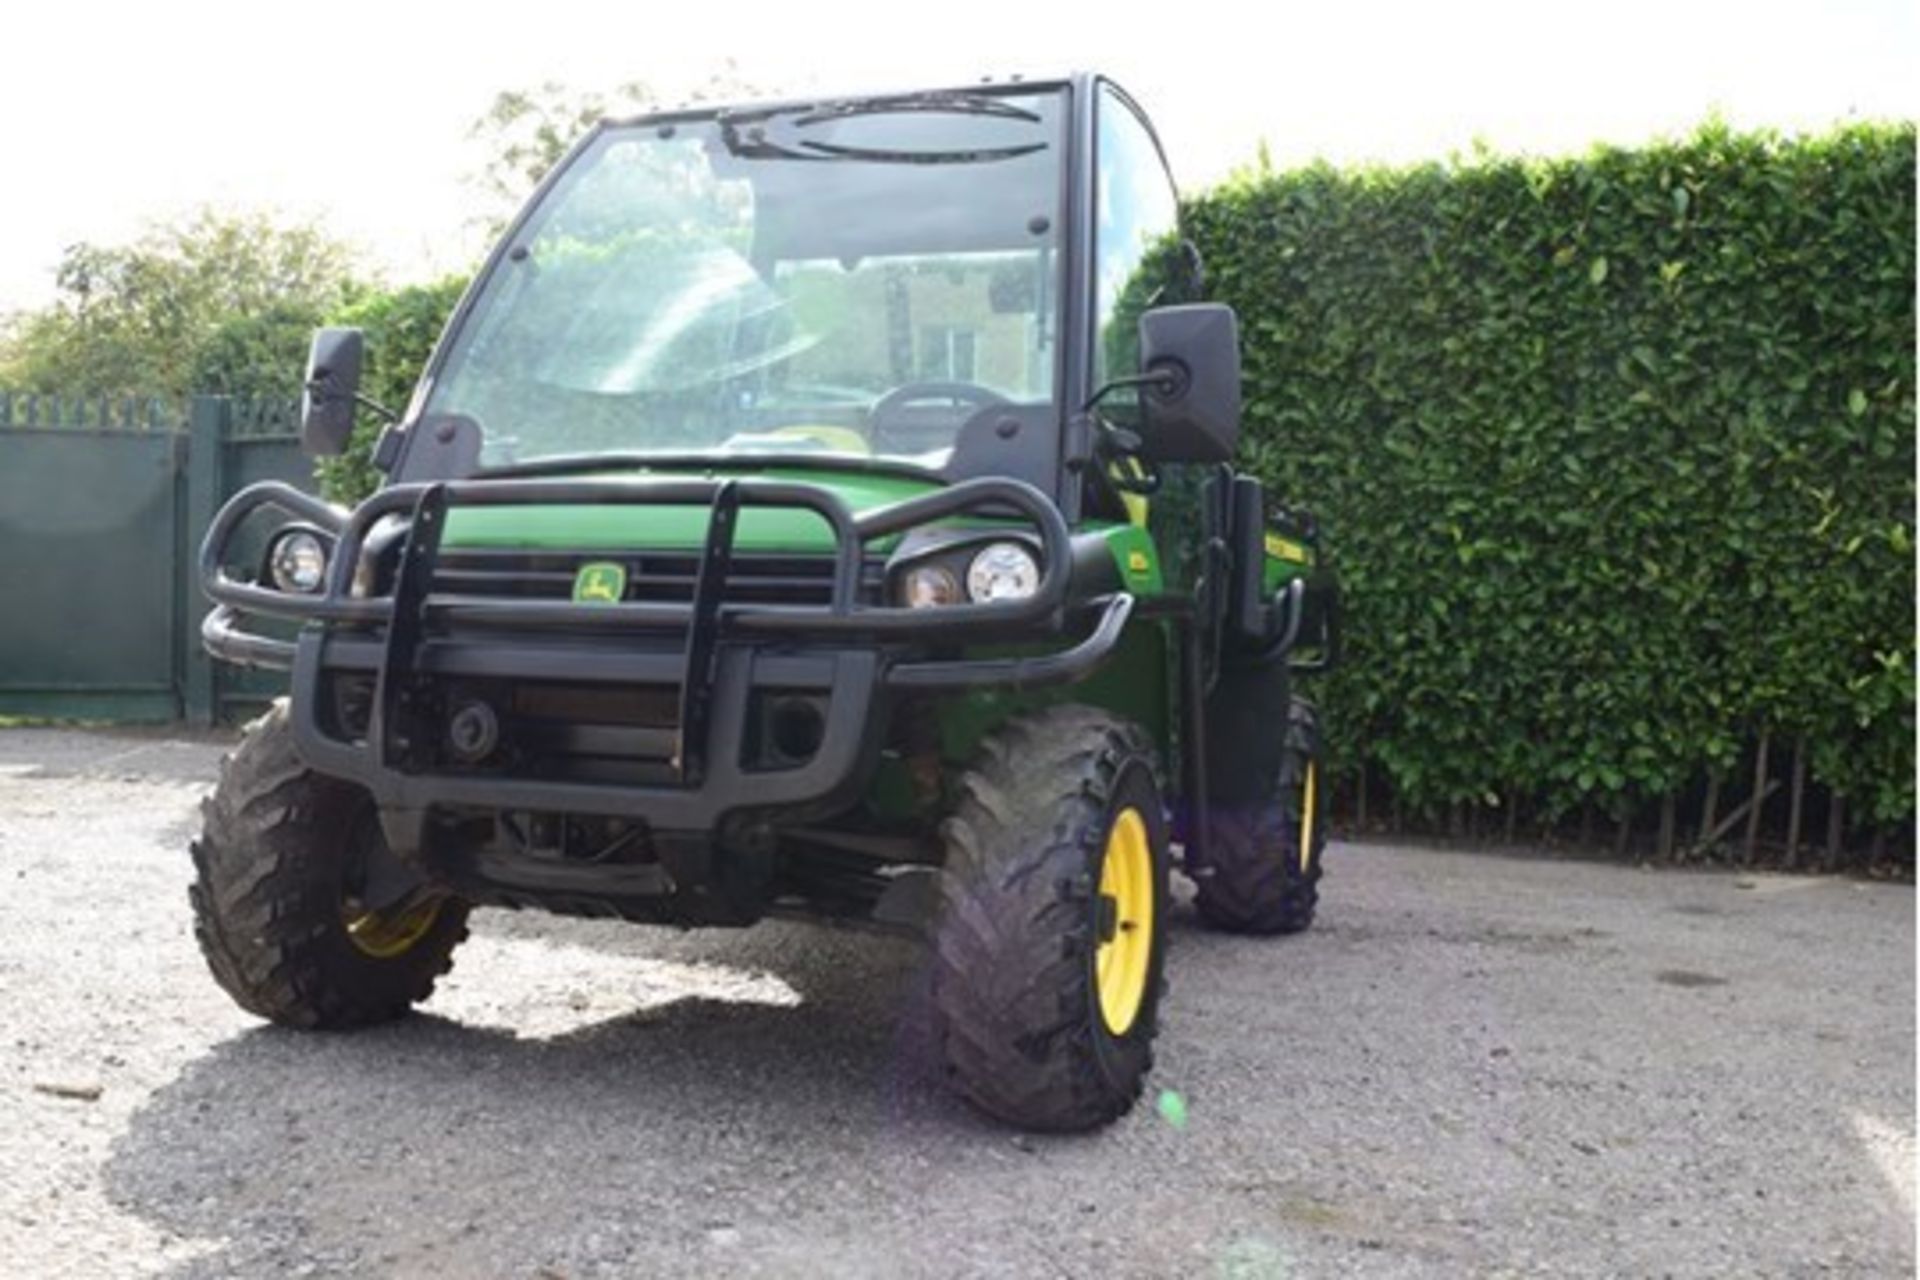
(1136, 304), (1241, 464)
(300, 327), (365, 457)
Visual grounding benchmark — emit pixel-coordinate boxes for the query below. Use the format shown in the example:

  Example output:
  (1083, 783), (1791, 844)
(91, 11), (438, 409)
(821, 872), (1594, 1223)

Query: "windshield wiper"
(718, 91), (1046, 165)
(721, 134), (1046, 165)
(787, 92), (1041, 127)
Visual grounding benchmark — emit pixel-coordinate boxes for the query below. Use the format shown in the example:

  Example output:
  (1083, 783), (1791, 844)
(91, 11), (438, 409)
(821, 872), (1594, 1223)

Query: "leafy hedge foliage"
(1186, 121), (1916, 826)
(314, 276), (471, 504)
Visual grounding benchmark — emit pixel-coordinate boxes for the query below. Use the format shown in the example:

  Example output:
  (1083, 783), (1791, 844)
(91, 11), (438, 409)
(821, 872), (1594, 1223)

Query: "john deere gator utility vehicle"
(193, 73), (1337, 1132)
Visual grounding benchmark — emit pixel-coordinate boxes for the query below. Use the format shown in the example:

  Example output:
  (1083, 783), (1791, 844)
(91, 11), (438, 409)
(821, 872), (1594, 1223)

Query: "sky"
(0, 0), (1911, 313)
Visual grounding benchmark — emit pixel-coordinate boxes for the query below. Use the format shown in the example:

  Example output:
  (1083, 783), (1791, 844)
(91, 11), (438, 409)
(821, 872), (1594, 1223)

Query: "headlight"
(267, 529), (329, 594)
(900, 563), (962, 608)
(966, 542), (1040, 603)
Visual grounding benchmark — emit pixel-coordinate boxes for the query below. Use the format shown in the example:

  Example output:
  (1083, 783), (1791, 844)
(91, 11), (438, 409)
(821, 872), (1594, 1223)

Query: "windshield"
(422, 89), (1066, 473)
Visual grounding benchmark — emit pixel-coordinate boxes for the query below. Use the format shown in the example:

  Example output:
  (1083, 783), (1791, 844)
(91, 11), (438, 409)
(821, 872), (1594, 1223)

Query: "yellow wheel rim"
(1299, 760), (1319, 873)
(1095, 806), (1155, 1036)
(342, 898), (442, 959)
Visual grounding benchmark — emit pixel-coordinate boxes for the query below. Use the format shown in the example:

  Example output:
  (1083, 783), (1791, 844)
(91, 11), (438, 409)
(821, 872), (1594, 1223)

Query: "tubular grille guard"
(200, 475), (1138, 830)
(199, 474), (1077, 657)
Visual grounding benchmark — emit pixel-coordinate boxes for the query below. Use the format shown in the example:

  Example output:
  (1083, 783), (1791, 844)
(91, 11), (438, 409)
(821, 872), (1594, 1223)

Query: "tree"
(189, 301), (333, 399)
(0, 209), (363, 397)
(314, 275), (472, 504)
(466, 63), (769, 229)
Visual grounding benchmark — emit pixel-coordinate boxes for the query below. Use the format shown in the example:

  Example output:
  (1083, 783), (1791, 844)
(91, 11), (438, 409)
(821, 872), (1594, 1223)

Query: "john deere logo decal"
(572, 561), (626, 604)
(1264, 533), (1311, 565)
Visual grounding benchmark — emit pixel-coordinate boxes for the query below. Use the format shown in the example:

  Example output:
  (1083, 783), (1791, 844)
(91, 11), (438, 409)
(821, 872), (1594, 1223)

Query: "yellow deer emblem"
(572, 562), (627, 604)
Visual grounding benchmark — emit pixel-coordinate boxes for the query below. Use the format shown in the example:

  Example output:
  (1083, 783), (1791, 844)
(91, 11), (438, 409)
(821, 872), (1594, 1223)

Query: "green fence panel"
(0, 393), (313, 725)
(208, 402), (315, 722)
(0, 420), (184, 721)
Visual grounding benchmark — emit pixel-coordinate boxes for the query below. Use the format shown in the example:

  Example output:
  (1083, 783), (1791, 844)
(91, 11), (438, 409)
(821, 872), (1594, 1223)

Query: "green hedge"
(1186, 121), (1916, 829)
(315, 276), (471, 504)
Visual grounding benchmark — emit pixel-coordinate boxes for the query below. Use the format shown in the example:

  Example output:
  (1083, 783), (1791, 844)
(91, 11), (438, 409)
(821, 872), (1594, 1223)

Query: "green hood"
(440, 465), (940, 553)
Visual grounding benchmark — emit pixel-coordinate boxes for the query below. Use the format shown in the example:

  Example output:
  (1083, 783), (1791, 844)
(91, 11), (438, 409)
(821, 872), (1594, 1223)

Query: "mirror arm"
(1079, 366), (1183, 467)
(353, 393), (401, 423)
(1081, 366), (1180, 414)
(305, 379), (399, 425)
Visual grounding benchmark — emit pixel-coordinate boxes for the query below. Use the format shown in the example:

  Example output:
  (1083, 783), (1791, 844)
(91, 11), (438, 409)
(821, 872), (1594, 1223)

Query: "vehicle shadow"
(98, 917), (1076, 1277)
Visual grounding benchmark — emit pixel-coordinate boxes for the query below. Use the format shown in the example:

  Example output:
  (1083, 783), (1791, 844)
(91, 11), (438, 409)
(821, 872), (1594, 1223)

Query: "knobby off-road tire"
(190, 701), (469, 1028)
(1193, 697), (1327, 935)
(930, 706), (1170, 1132)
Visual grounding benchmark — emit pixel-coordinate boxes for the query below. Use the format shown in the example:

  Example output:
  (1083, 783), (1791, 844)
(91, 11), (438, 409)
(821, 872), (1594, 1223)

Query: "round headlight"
(268, 529), (329, 594)
(966, 542), (1041, 603)
(900, 563), (962, 608)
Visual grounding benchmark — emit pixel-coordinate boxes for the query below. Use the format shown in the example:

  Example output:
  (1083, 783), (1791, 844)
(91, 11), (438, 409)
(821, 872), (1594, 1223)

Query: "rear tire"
(930, 706), (1170, 1132)
(1193, 697), (1326, 935)
(190, 701), (468, 1028)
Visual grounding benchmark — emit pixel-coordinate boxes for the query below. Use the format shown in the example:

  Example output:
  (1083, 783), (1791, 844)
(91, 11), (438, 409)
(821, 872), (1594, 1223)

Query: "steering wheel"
(868, 381), (1009, 454)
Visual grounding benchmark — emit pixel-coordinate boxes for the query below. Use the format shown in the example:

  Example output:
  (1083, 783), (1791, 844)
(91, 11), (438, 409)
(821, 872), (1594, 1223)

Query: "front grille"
(432, 549), (884, 608)
(505, 680), (683, 783)
(389, 547), (870, 785)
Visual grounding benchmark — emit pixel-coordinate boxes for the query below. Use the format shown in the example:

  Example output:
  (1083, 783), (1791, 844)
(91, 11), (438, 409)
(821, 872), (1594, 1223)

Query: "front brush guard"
(199, 474), (1132, 843)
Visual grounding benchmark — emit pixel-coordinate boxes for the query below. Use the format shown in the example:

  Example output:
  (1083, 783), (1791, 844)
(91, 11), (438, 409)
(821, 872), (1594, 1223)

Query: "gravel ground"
(0, 726), (1911, 1278)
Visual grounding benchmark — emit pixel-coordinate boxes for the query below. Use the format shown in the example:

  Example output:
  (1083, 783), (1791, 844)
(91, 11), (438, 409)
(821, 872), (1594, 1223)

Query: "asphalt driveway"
(0, 727), (1911, 1277)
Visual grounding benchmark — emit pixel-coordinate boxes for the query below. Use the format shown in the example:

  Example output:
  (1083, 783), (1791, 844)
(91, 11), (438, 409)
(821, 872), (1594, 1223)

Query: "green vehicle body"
(436, 471), (1189, 778)
(192, 72), (1337, 1129)
(425, 471), (1314, 824)
(200, 71), (1336, 910)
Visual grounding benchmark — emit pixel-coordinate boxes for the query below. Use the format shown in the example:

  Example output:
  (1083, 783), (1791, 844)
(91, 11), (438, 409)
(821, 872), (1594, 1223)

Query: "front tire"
(190, 702), (468, 1028)
(930, 706), (1170, 1132)
(1193, 697), (1326, 935)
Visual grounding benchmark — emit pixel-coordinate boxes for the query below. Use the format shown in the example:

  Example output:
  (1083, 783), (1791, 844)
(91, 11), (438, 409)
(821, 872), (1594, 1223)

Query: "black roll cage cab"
(386, 73), (1186, 528)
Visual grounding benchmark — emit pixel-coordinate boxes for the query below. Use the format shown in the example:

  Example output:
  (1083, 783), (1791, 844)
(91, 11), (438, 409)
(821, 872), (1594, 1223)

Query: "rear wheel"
(1193, 697), (1326, 935)
(190, 702), (468, 1028)
(930, 706), (1169, 1131)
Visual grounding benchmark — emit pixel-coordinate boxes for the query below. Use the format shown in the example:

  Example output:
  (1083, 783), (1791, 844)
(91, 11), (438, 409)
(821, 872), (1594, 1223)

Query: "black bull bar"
(199, 475), (1134, 837)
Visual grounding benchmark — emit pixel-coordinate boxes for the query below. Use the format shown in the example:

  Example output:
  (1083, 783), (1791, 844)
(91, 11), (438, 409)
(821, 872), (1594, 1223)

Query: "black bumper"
(201, 475), (1131, 839)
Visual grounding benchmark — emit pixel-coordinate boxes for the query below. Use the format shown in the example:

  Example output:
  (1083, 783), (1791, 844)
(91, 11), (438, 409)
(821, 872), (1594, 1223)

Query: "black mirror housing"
(300, 327), (365, 457)
(1135, 303), (1241, 464)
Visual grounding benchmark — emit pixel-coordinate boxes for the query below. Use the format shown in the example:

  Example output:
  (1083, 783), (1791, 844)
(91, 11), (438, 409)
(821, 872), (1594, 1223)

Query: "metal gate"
(0, 393), (315, 723)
